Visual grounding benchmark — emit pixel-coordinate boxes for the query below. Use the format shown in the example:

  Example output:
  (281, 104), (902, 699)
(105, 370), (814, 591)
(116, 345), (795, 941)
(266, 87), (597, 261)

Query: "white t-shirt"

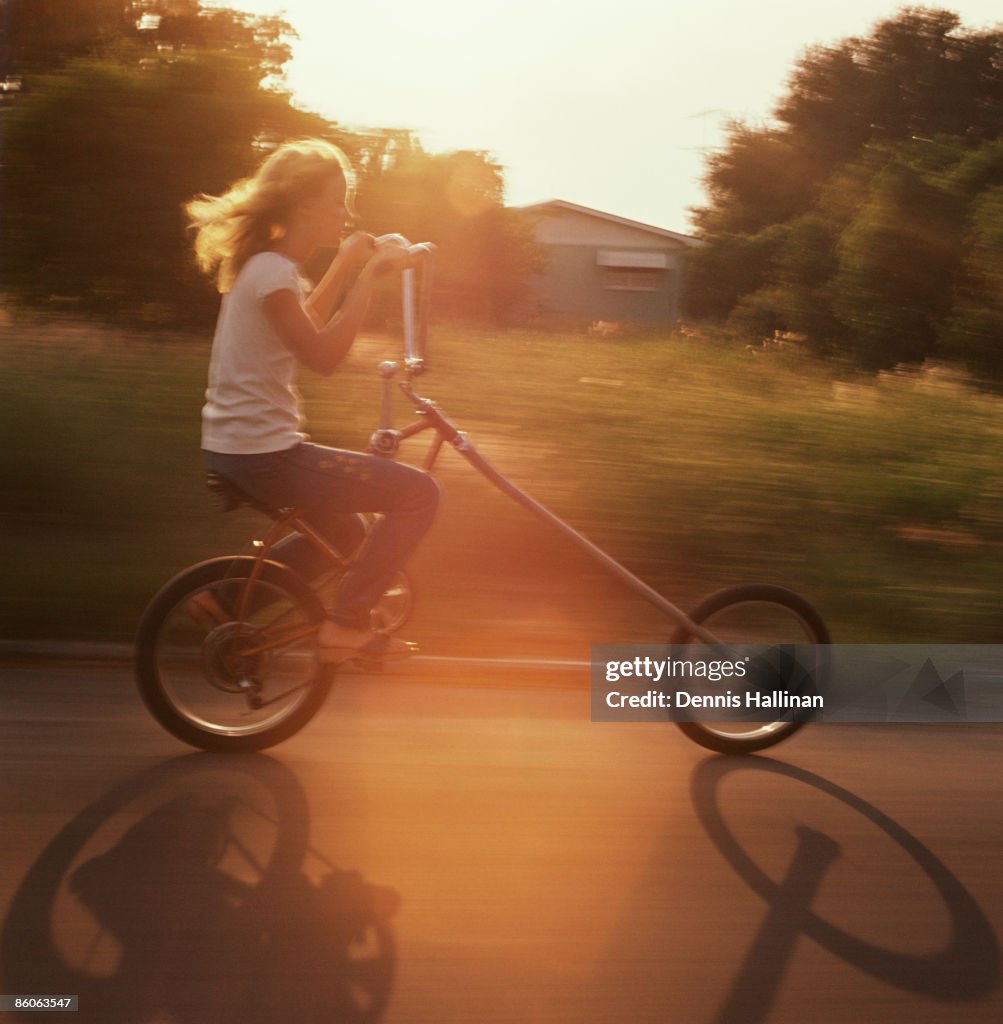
(201, 251), (309, 454)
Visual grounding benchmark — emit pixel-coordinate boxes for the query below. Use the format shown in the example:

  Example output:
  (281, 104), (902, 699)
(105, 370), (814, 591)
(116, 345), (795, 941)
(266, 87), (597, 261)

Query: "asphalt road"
(1, 657), (1000, 1024)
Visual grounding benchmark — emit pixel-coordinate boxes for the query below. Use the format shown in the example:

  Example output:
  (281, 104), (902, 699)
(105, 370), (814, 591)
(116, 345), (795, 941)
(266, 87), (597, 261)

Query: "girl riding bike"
(185, 138), (439, 663)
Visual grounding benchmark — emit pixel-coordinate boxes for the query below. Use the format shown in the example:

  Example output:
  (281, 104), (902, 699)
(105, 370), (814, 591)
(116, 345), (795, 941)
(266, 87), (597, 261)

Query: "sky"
(225, 0), (1001, 234)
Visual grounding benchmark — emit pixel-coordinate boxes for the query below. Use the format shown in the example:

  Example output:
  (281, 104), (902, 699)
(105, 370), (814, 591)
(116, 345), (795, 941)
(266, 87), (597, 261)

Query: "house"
(516, 200), (703, 327)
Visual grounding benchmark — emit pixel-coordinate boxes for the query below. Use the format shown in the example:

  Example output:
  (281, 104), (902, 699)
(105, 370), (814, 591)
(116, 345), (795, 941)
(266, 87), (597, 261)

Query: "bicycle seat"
(205, 471), (283, 517)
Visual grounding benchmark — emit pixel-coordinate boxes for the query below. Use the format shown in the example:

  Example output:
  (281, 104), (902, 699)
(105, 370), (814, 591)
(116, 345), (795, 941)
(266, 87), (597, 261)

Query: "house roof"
(515, 199), (703, 247)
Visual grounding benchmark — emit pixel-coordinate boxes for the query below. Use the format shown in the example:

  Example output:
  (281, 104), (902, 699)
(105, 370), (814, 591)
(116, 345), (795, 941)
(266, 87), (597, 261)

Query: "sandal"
(317, 623), (417, 665)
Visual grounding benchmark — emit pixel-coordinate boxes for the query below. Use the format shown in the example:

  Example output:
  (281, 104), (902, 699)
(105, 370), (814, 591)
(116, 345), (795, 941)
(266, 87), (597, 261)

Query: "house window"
(596, 249), (667, 291)
(602, 267), (663, 292)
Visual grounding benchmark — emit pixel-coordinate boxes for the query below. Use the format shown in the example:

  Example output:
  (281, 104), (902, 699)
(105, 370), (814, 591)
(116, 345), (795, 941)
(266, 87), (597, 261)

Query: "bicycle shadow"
(1, 754), (398, 1024)
(691, 756), (1000, 1023)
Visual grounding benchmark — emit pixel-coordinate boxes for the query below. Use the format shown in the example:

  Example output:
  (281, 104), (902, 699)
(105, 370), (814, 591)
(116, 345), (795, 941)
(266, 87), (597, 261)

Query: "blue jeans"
(205, 444), (439, 628)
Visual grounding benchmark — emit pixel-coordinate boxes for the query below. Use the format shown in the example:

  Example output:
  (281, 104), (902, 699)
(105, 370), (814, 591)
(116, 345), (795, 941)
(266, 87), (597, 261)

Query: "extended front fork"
(223, 372), (721, 697)
(372, 373), (722, 647)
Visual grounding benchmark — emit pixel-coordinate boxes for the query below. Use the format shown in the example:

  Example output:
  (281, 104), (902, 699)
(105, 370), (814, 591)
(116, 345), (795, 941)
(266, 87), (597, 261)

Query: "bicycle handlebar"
(368, 234), (436, 451)
(374, 234), (437, 265)
(375, 235), (435, 369)
(405, 241), (437, 261)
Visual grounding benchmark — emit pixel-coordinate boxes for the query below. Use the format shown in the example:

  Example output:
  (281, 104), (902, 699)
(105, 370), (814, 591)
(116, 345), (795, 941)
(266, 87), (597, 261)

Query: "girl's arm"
(265, 241), (409, 376)
(303, 232), (375, 326)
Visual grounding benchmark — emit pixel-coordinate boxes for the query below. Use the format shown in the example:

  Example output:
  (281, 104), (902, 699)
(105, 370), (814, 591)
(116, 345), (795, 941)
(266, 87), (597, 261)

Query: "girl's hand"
(368, 235), (412, 275)
(338, 232), (376, 267)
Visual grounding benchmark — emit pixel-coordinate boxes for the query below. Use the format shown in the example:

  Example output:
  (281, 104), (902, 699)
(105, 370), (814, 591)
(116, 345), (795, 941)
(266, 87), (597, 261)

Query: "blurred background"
(1, 1), (1002, 652)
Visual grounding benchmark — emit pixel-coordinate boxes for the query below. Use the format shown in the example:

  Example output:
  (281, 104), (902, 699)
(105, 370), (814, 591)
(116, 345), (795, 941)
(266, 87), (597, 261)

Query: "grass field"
(3, 316), (1002, 655)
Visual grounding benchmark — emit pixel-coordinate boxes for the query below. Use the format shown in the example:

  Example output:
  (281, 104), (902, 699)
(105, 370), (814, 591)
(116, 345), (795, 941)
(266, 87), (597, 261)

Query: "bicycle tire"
(136, 557), (333, 752)
(670, 584), (830, 755)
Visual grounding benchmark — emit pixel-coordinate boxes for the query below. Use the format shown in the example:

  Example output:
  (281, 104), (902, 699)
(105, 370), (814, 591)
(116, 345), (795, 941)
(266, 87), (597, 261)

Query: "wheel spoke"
(136, 559), (332, 751)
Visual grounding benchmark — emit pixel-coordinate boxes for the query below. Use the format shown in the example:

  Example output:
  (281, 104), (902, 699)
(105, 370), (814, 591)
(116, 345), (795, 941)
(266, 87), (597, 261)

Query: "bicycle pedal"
(322, 637), (417, 671)
(342, 645), (418, 673)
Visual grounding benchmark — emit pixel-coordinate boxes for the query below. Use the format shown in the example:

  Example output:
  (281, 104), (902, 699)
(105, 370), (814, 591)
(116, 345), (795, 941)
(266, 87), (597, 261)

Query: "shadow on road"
(692, 756), (1000, 1023)
(1, 754), (399, 1023)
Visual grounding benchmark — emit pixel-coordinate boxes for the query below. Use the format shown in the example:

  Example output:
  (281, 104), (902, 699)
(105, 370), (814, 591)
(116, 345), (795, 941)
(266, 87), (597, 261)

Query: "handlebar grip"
(375, 235), (436, 261)
(406, 242), (436, 260)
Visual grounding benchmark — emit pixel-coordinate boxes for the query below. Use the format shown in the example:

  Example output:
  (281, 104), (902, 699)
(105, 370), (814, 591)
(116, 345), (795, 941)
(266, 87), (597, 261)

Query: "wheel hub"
(201, 621), (265, 693)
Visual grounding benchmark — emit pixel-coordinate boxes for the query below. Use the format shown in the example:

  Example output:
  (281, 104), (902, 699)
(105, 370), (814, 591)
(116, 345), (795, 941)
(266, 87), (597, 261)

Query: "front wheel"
(670, 584), (830, 755)
(136, 558), (333, 752)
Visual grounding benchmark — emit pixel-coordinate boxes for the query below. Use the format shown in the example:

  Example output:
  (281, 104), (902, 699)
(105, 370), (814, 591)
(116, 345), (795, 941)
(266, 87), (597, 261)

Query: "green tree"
(776, 9), (1002, 160)
(6, 0), (293, 79)
(939, 141), (1003, 374)
(1, 53), (328, 322)
(722, 137), (1003, 370)
(941, 186), (1003, 375)
(827, 147), (963, 367)
(1, 1), (539, 327)
(693, 122), (820, 238)
(690, 7), (1003, 372)
(6, 0), (134, 73)
(141, 2), (294, 81)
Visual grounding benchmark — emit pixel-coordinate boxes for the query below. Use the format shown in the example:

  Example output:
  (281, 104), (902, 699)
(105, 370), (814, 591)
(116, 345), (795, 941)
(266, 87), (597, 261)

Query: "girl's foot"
(317, 620), (416, 664)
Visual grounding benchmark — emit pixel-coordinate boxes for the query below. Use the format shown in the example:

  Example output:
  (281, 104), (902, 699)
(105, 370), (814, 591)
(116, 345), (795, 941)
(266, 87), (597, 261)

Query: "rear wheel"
(670, 584), (830, 755)
(136, 558), (333, 752)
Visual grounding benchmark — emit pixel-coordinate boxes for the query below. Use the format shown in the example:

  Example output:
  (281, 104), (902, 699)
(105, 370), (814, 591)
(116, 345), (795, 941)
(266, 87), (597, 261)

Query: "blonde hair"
(186, 138), (354, 292)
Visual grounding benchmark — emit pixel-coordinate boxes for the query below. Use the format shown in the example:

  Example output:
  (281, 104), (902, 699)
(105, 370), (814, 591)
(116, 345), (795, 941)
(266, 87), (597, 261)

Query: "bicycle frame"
(377, 376), (722, 646)
(228, 239), (721, 653)
(368, 242), (722, 647)
(227, 508), (350, 658)
(138, 238), (825, 754)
